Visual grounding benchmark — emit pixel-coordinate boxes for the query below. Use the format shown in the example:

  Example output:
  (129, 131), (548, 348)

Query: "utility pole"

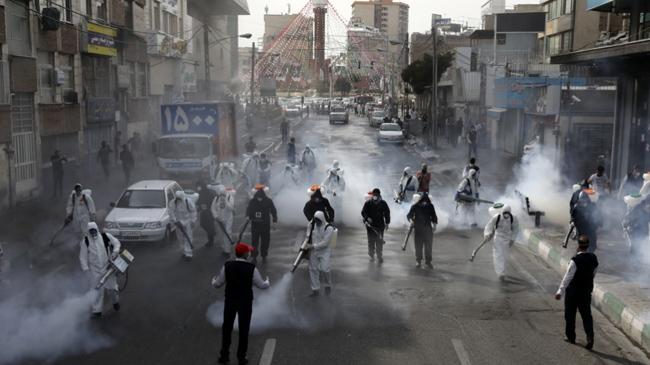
(204, 23), (211, 99)
(430, 24), (438, 148)
(250, 42), (255, 106)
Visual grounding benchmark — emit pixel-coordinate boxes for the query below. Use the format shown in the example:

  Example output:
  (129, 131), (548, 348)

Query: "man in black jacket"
(406, 193), (438, 269)
(246, 185), (278, 264)
(212, 243), (270, 364)
(303, 185), (334, 223)
(555, 235), (598, 350)
(571, 191), (601, 253)
(361, 188), (390, 263)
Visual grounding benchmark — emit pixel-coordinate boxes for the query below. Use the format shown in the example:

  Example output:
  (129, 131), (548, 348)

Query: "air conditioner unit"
(41, 7), (61, 31)
(63, 91), (78, 104)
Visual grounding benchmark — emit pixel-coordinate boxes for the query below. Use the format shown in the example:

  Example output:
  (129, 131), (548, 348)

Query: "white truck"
(155, 102), (237, 184)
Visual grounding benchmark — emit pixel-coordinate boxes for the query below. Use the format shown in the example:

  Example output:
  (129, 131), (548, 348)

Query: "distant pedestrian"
(588, 165), (611, 198)
(555, 235), (597, 350)
(287, 137), (296, 165)
(114, 131), (122, 163)
(66, 183), (96, 241)
(571, 191), (601, 253)
(258, 153), (271, 186)
(416, 164), (431, 193)
(212, 242), (270, 365)
(128, 132), (142, 159)
(196, 180), (217, 247)
(467, 125), (478, 159)
(50, 150), (67, 198)
(97, 141), (112, 178)
(280, 115), (289, 144)
(245, 136), (257, 154)
(119, 144), (134, 184)
(617, 164), (643, 199)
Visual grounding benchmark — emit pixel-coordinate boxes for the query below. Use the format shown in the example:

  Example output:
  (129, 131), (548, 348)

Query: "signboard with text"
(86, 22), (117, 56)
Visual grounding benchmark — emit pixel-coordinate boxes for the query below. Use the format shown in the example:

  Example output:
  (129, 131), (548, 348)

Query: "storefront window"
(640, 13), (650, 40)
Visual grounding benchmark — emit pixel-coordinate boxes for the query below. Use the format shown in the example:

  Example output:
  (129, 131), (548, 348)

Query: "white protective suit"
(398, 167), (418, 202)
(640, 173), (650, 196)
(483, 205), (519, 278)
(307, 211), (335, 291)
(281, 164), (300, 189)
(66, 189), (97, 239)
(170, 191), (197, 258)
(215, 162), (239, 189)
(321, 164), (345, 222)
(241, 153), (260, 189)
(211, 185), (235, 254)
(301, 147), (317, 179)
(457, 170), (479, 225)
(79, 222), (121, 313)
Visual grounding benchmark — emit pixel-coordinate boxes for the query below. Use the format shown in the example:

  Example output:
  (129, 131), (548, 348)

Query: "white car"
(377, 123), (405, 144)
(104, 180), (196, 242)
(370, 110), (386, 127)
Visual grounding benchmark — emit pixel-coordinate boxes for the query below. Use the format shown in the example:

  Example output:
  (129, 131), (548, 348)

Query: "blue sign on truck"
(161, 103), (220, 135)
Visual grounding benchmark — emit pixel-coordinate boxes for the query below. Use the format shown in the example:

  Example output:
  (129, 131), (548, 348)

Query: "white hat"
(412, 193), (422, 204)
(624, 193), (644, 208)
(404, 166), (411, 174)
(488, 202), (509, 217)
(572, 184), (581, 192)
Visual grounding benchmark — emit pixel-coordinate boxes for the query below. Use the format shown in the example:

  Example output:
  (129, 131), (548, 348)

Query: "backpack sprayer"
(96, 249), (135, 290)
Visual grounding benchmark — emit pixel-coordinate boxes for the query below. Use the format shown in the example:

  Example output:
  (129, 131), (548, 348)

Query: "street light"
(205, 32), (254, 99)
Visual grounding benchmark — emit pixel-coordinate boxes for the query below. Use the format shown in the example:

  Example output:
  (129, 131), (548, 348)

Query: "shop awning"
(587, 0), (650, 13)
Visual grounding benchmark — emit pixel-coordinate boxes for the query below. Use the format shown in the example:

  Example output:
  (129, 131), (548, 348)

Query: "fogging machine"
(96, 249), (134, 290)
(291, 221), (314, 273)
(454, 193), (494, 205)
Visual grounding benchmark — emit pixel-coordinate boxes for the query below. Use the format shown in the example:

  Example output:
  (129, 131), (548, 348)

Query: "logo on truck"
(161, 104), (220, 135)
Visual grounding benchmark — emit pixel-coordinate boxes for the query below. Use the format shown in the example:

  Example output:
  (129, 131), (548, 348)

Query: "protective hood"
(87, 222), (99, 232)
(404, 166), (411, 175)
(313, 210), (326, 223)
(412, 193), (421, 204)
(572, 184), (582, 192)
(82, 189), (92, 197)
(175, 190), (185, 200)
(468, 169), (477, 177)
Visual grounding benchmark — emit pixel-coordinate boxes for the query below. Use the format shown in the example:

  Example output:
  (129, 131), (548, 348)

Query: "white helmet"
(175, 190), (185, 200)
(404, 166), (411, 175)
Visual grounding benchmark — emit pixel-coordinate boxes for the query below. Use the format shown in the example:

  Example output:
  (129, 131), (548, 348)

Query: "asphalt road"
(8, 114), (649, 365)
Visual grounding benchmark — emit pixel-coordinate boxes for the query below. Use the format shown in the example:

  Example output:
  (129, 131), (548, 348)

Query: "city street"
(4, 113), (648, 365)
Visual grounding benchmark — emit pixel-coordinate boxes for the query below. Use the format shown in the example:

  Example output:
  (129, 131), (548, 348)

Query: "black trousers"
(366, 227), (384, 258)
(220, 299), (253, 361)
(53, 174), (63, 198)
(251, 223), (270, 258)
(564, 289), (594, 342)
(414, 230), (433, 263)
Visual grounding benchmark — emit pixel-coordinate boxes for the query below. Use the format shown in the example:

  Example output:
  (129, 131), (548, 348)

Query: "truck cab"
(155, 134), (216, 183)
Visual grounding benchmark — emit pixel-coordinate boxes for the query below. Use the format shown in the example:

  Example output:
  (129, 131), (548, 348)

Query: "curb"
(521, 228), (650, 353)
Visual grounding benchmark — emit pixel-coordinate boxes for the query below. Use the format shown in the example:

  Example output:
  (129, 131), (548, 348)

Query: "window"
(546, 31), (572, 56)
(96, 0), (107, 21)
(59, 55), (74, 98)
(136, 62), (147, 97)
(38, 51), (55, 103)
(82, 56), (111, 97)
(85, 0), (92, 17)
(562, 31), (572, 52)
(170, 13), (178, 36)
(0, 58), (8, 104)
(162, 11), (170, 33)
(64, 0), (73, 22)
(128, 62), (136, 95)
(7, 0), (31, 56)
(153, 1), (161, 31)
(564, 0), (573, 15)
(640, 12), (650, 40)
(179, 15), (184, 38)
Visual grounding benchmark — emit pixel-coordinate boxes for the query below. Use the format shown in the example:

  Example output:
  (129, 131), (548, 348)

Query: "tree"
(401, 52), (453, 95)
(334, 77), (352, 96)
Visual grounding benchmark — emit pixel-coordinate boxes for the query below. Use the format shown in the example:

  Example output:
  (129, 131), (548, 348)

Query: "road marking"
(451, 339), (472, 365)
(259, 338), (276, 365)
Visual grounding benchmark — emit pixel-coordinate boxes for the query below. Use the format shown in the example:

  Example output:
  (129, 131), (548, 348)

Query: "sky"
(237, 0), (539, 49)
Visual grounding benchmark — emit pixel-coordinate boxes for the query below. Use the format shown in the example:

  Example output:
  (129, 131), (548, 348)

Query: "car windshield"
(332, 107), (345, 112)
(381, 124), (401, 131)
(116, 190), (166, 208)
(373, 111), (385, 117)
(158, 137), (211, 159)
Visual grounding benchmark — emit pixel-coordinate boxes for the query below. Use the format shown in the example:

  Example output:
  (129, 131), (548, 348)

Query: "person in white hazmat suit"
(483, 203), (519, 281)
(456, 169), (479, 227)
(640, 172), (650, 196)
(397, 167), (418, 203)
(303, 211), (335, 297)
(300, 145), (317, 180)
(170, 190), (197, 260)
(211, 184), (235, 256)
(66, 183), (96, 240)
(321, 160), (345, 221)
(79, 222), (121, 317)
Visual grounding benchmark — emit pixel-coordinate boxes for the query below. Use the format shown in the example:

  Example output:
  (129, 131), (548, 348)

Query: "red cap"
(235, 242), (254, 256)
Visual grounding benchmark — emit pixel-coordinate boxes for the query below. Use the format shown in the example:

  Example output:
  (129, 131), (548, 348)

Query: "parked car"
(285, 105), (302, 119)
(104, 180), (196, 243)
(370, 110), (386, 127)
(329, 106), (349, 124)
(377, 123), (405, 144)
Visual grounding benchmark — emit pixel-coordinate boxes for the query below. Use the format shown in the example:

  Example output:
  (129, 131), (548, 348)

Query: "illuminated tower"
(313, 0), (327, 80)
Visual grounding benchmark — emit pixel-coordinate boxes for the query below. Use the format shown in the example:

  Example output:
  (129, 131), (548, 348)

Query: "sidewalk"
(521, 226), (650, 353)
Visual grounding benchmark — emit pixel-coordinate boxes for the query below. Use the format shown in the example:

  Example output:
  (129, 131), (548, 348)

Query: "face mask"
(89, 229), (98, 238)
(315, 219), (322, 226)
(372, 196), (379, 201)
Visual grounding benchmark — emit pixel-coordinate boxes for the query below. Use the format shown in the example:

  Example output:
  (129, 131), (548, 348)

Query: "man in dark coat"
(303, 186), (334, 223)
(571, 191), (601, 253)
(50, 150), (67, 198)
(246, 185), (278, 264)
(406, 193), (438, 268)
(361, 188), (391, 264)
(287, 137), (296, 165)
(196, 180), (217, 246)
(212, 243), (270, 364)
